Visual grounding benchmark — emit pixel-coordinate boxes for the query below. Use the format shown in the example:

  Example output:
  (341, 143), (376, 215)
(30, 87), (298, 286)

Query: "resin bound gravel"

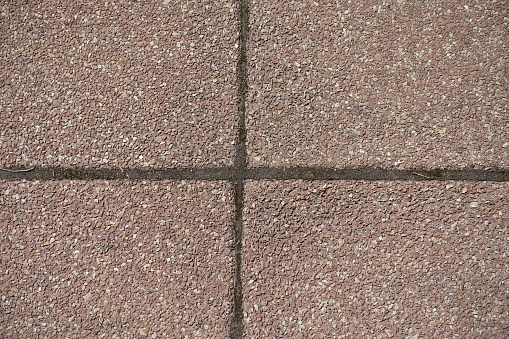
(0, 181), (234, 338)
(247, 0), (509, 169)
(244, 180), (509, 338)
(0, 0), (238, 168)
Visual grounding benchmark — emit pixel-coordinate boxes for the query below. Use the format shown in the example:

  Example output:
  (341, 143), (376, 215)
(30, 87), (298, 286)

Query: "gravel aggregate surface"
(244, 180), (509, 338)
(247, 0), (509, 169)
(0, 180), (234, 338)
(1, 0), (238, 168)
(2, 0), (508, 338)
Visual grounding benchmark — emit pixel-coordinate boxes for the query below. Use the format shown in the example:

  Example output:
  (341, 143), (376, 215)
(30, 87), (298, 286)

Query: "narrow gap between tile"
(1, 167), (509, 182)
(229, 0), (250, 337)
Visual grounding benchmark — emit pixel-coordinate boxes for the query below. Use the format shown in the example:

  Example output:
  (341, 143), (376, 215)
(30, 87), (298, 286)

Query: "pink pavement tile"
(1, 0), (238, 168)
(0, 180), (233, 338)
(247, 0), (509, 169)
(244, 180), (509, 338)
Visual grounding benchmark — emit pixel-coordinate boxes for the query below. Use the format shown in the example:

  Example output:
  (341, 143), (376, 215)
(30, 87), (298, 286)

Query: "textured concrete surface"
(1, 0), (508, 338)
(247, 0), (508, 169)
(0, 181), (233, 338)
(244, 181), (509, 338)
(0, 0), (238, 168)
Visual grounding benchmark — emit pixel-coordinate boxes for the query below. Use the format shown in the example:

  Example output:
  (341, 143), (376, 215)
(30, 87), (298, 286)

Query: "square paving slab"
(247, 0), (508, 169)
(244, 180), (509, 338)
(1, 0), (238, 168)
(0, 181), (233, 338)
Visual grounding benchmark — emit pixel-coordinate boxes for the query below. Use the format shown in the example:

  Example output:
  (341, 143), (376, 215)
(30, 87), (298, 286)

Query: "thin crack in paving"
(245, 167), (509, 181)
(0, 167), (232, 181)
(1, 167), (509, 182)
(229, 0), (249, 337)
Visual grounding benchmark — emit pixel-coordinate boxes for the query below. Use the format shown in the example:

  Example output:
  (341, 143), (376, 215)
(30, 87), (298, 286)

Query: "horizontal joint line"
(1, 167), (508, 182)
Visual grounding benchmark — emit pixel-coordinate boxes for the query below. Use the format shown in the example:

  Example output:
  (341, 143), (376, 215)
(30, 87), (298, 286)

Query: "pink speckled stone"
(1, 0), (238, 168)
(0, 180), (234, 338)
(244, 180), (509, 338)
(247, 0), (508, 169)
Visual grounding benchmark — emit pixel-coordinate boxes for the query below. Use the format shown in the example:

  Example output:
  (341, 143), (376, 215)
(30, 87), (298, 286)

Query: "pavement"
(1, 0), (508, 338)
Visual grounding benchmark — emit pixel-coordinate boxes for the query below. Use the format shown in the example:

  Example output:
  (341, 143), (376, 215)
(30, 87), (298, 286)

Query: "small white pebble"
(470, 202), (479, 208)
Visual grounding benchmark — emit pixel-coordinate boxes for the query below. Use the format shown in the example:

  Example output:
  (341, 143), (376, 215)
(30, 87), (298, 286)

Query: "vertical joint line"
(230, 181), (245, 339)
(234, 0), (249, 172)
(230, 0), (249, 338)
